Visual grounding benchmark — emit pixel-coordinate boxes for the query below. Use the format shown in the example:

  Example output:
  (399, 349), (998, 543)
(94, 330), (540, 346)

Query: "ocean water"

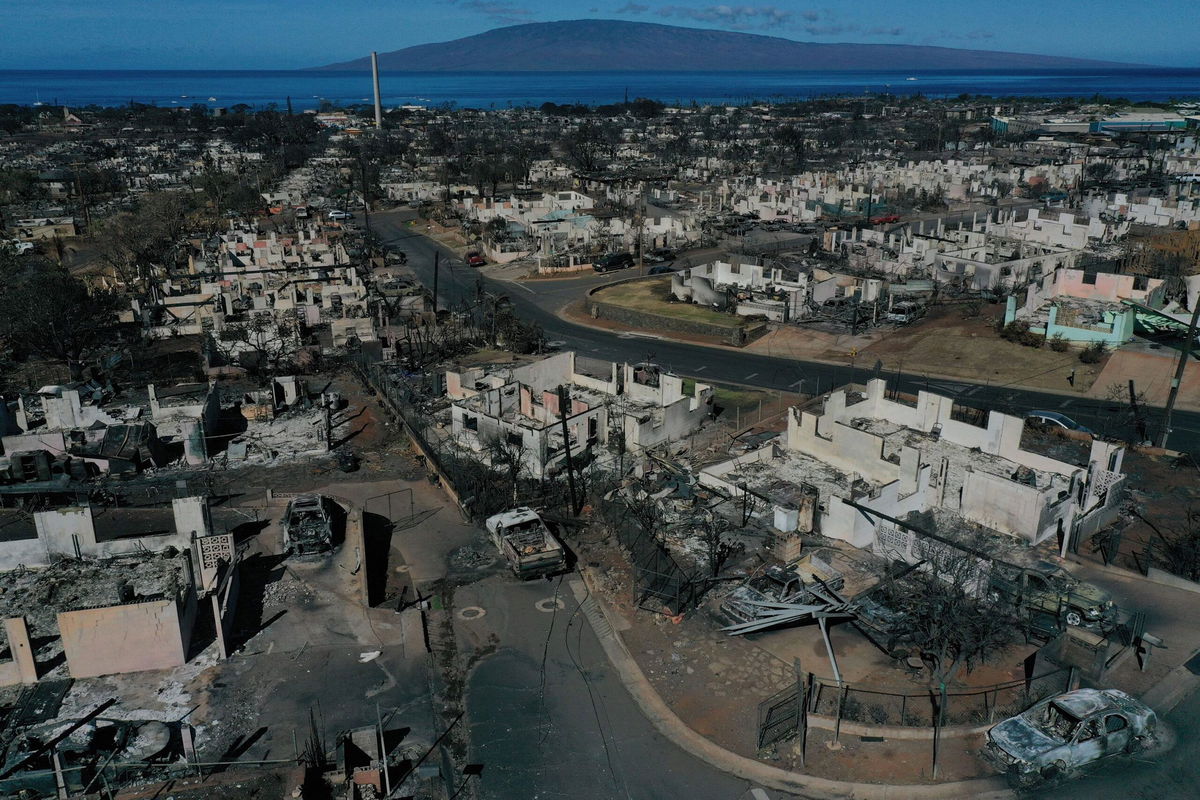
(0, 68), (1197, 110)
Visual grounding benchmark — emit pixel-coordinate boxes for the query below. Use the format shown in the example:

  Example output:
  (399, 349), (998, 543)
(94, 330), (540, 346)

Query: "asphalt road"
(367, 210), (1200, 458)
(454, 573), (786, 800)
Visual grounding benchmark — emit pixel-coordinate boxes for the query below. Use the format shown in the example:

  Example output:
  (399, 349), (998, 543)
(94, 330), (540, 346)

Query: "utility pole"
(359, 150), (372, 242)
(1159, 298), (1200, 449)
(557, 385), (580, 516)
(432, 251), (440, 317)
(1128, 379), (1148, 444)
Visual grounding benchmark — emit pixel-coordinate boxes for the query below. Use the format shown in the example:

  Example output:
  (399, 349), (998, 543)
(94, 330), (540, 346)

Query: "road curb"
(568, 570), (1014, 800)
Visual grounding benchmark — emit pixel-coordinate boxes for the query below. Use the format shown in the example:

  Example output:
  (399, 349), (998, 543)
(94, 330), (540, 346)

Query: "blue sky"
(2, 1), (1195, 69)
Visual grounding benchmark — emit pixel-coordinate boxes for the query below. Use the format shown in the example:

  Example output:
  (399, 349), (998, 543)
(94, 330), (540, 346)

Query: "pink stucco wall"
(58, 599), (188, 679)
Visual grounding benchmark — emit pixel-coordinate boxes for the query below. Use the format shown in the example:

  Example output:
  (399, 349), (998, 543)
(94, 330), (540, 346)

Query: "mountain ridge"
(314, 19), (1140, 72)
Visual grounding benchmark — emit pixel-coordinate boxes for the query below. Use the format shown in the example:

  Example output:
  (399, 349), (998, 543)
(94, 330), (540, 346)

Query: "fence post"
(900, 693), (907, 726)
(931, 684), (945, 779)
(794, 660), (807, 768)
(834, 683), (847, 744)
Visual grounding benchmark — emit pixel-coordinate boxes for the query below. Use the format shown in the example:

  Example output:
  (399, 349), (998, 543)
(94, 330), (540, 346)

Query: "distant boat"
(906, 76), (918, 81)
(208, 96), (217, 101)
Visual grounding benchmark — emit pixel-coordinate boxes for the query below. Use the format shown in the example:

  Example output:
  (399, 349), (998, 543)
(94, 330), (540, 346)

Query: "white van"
(886, 302), (924, 325)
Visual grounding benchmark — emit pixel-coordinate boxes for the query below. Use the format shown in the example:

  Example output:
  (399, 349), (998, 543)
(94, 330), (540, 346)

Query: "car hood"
(1070, 581), (1113, 609)
(988, 717), (1060, 763)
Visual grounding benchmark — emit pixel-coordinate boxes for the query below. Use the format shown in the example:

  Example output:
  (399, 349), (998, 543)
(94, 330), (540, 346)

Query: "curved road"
(367, 211), (1200, 458)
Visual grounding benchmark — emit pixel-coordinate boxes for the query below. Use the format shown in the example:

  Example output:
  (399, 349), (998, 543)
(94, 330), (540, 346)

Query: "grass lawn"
(592, 277), (744, 329)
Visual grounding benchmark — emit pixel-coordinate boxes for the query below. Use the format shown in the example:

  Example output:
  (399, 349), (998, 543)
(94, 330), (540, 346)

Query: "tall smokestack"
(371, 51), (383, 128)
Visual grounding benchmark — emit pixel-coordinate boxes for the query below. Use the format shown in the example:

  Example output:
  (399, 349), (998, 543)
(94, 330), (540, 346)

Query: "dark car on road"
(593, 252), (634, 272)
(648, 264), (674, 275)
(644, 247), (676, 264)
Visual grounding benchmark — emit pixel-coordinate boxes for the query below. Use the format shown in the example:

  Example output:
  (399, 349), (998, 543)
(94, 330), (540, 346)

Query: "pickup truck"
(485, 507), (567, 579)
(989, 560), (1115, 630)
(870, 213), (901, 225)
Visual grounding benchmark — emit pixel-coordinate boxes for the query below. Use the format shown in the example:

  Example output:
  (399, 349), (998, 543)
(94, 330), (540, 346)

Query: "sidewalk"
(570, 570), (1014, 800)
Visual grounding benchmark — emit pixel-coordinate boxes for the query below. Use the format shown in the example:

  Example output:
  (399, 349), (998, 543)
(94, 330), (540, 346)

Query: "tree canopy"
(0, 245), (121, 377)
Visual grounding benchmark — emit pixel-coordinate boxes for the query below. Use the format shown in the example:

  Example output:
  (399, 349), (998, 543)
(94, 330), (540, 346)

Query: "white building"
(700, 379), (1125, 554)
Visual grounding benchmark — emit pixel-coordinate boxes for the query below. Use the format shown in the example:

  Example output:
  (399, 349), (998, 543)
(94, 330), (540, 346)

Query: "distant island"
(315, 19), (1138, 72)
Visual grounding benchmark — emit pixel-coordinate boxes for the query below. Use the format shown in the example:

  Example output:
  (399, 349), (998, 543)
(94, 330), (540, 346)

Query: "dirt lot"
(750, 304), (1108, 395)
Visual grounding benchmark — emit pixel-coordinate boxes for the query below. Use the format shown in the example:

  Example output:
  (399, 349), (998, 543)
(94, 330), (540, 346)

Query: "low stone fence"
(758, 666), (1076, 749)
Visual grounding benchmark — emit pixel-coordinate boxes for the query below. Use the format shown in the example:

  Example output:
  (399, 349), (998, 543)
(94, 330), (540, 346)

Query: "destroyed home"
(444, 351), (713, 478)
(671, 257), (811, 321)
(700, 379), (1125, 552)
(1004, 266), (1167, 344)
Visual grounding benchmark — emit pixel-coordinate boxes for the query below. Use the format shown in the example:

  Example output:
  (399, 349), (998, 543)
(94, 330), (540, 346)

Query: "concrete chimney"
(371, 51), (383, 128)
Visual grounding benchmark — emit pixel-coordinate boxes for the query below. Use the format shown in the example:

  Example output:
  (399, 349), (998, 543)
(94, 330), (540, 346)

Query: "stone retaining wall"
(587, 296), (766, 347)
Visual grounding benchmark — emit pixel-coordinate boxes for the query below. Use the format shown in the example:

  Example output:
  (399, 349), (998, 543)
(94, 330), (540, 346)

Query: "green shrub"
(1080, 341), (1108, 363)
(1000, 320), (1027, 341)
(840, 695), (864, 722)
(1049, 334), (1070, 352)
(1000, 320), (1044, 348)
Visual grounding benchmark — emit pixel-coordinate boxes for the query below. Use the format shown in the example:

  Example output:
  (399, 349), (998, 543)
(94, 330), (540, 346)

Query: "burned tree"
(0, 247), (120, 379)
(882, 548), (1018, 698)
(212, 314), (300, 381)
(698, 511), (742, 578)
(1134, 506), (1200, 583)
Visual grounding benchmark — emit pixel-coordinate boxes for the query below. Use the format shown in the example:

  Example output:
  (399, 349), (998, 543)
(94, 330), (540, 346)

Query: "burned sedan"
(283, 494), (334, 556)
(982, 688), (1156, 786)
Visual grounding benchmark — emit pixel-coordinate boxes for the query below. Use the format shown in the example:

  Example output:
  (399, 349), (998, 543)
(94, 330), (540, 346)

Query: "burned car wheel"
(1040, 760), (1068, 783)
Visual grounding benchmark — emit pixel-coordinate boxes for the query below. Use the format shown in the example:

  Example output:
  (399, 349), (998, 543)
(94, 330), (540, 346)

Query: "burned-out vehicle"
(719, 554), (844, 625)
(1, 718), (183, 796)
(991, 561), (1115, 630)
(283, 494), (334, 556)
(485, 507), (566, 580)
(982, 688), (1156, 787)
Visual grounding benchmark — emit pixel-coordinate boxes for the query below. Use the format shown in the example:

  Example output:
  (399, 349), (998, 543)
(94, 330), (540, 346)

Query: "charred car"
(719, 554), (844, 625)
(982, 688), (1156, 787)
(485, 507), (566, 580)
(284, 494), (334, 556)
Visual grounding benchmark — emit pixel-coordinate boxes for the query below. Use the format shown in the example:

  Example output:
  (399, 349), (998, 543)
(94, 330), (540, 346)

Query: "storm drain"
(535, 597), (565, 613)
